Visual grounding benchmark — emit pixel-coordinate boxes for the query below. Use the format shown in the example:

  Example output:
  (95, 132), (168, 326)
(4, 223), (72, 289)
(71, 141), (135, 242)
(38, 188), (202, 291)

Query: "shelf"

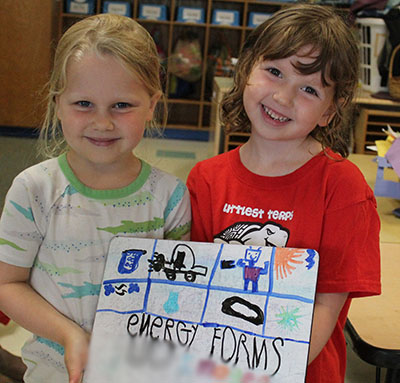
(166, 124), (210, 131)
(137, 19), (171, 26)
(209, 24), (244, 30)
(167, 99), (212, 106)
(57, 1), (349, 138)
(354, 108), (400, 154)
(60, 12), (89, 18)
(225, 132), (251, 152)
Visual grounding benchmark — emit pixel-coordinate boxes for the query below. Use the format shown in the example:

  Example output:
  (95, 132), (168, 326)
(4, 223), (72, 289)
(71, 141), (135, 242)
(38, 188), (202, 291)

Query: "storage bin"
(248, 12), (272, 28)
(177, 7), (205, 23)
(66, 0), (95, 14)
(356, 18), (388, 93)
(138, 4), (167, 21)
(103, 1), (131, 16)
(212, 10), (240, 26)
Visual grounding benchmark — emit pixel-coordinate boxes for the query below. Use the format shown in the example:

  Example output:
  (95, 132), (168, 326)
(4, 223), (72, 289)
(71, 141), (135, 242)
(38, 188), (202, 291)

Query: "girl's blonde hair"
(221, 4), (359, 157)
(39, 13), (166, 158)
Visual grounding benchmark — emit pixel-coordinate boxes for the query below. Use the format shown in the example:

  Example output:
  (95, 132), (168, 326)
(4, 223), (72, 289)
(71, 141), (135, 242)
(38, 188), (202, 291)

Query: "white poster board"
(84, 237), (319, 383)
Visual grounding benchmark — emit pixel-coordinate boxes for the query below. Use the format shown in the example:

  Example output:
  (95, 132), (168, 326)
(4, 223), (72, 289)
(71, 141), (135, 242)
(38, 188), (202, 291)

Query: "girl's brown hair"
(39, 13), (166, 158)
(221, 4), (359, 157)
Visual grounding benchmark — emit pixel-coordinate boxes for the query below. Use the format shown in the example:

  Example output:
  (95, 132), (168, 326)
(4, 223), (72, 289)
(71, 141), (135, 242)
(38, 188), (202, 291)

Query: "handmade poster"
(83, 237), (319, 383)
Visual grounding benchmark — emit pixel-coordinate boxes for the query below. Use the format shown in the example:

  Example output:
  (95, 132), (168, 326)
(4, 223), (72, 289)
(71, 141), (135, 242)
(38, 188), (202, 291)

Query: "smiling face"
(243, 46), (336, 144)
(56, 51), (160, 179)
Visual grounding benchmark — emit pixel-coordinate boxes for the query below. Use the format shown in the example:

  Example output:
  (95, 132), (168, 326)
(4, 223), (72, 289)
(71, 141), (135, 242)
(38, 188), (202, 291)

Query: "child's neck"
(66, 151), (142, 190)
(240, 136), (322, 177)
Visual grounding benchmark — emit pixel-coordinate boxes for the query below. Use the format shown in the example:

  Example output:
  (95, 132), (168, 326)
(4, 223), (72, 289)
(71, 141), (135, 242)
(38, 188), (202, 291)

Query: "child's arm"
(0, 261), (90, 383)
(308, 292), (348, 364)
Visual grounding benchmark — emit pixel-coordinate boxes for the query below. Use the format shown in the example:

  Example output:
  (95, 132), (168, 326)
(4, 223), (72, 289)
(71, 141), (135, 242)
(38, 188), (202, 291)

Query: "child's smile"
(84, 136), (121, 147)
(262, 105), (292, 124)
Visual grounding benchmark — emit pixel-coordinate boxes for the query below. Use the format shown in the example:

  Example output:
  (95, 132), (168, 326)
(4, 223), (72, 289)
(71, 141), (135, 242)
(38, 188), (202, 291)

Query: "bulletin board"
(83, 237), (319, 383)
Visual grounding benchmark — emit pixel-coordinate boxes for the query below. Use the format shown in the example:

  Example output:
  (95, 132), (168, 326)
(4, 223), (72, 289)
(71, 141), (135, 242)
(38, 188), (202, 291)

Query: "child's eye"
(76, 101), (91, 108)
(267, 67), (282, 78)
(302, 86), (319, 97)
(114, 102), (132, 109)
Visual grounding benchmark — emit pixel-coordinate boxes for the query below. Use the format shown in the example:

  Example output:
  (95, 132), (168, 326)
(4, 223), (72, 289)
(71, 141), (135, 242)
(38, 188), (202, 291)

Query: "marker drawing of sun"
(274, 248), (304, 280)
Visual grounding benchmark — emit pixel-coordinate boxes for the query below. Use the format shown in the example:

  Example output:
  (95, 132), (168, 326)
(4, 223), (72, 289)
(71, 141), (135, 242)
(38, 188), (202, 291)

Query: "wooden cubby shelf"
(57, 0), (350, 137)
(56, 0), (289, 136)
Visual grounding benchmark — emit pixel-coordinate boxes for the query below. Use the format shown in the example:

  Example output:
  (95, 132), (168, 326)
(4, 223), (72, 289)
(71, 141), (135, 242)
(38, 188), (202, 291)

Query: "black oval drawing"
(221, 296), (264, 326)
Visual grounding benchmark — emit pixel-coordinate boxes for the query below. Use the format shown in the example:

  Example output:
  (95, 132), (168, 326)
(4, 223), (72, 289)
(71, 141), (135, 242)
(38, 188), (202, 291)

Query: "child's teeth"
(264, 106), (290, 122)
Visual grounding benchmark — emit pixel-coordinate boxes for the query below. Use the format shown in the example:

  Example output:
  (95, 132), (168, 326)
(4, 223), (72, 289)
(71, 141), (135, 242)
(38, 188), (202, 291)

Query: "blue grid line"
(142, 239), (158, 312)
(263, 247), (276, 336)
(200, 243), (224, 323)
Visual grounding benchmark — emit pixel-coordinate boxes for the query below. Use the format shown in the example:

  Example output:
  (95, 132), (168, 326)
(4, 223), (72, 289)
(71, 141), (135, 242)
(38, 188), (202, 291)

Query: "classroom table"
(345, 242), (400, 383)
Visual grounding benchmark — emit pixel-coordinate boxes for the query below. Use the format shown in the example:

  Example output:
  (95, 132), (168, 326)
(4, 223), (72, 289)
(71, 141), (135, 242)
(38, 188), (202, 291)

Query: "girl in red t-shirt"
(187, 4), (381, 382)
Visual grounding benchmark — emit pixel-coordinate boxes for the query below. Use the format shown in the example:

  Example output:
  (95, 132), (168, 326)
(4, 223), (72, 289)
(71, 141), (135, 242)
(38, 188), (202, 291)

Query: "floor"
(0, 134), (399, 382)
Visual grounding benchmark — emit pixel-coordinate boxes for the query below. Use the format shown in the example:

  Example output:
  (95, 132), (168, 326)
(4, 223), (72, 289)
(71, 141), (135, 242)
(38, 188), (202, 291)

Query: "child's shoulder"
(15, 157), (62, 184)
(323, 150), (368, 183)
(321, 150), (375, 205)
(12, 158), (68, 196)
(147, 162), (187, 190)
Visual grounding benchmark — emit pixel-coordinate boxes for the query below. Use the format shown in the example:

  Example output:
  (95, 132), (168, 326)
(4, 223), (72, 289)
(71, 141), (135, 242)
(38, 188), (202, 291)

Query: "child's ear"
(146, 91), (162, 121)
(318, 102), (338, 127)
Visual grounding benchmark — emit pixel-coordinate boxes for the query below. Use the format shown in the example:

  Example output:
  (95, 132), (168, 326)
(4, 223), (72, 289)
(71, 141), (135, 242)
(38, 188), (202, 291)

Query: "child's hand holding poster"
(83, 237), (319, 383)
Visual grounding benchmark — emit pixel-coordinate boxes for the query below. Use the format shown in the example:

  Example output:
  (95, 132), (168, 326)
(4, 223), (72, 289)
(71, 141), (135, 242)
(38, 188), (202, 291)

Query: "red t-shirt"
(187, 146), (381, 383)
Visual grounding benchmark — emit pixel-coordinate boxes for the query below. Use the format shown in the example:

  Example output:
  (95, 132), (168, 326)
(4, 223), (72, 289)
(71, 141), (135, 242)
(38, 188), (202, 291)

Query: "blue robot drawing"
(237, 247), (269, 293)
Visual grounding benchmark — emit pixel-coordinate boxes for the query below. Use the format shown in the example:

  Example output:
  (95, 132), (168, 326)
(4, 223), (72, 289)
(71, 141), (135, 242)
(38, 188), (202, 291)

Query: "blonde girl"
(0, 14), (190, 383)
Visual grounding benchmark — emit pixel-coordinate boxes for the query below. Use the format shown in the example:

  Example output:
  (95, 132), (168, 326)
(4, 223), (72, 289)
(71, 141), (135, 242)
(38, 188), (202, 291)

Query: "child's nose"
(92, 111), (114, 131)
(272, 84), (295, 107)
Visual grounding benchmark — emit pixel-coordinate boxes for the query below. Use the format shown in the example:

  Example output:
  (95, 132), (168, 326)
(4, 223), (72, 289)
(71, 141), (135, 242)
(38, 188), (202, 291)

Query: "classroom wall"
(0, 0), (56, 129)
